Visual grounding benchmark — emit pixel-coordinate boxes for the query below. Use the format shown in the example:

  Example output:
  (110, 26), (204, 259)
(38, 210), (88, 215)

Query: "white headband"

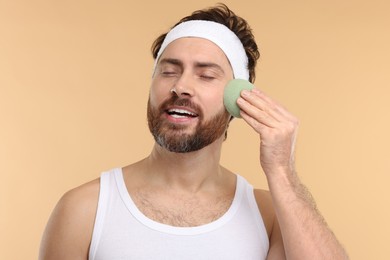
(154, 20), (249, 80)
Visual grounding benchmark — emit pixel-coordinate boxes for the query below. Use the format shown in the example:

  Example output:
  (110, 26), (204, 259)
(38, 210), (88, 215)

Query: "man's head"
(147, 4), (259, 153)
(152, 4), (259, 83)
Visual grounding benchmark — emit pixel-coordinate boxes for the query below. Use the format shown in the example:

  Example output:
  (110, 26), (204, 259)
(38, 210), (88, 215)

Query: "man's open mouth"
(167, 108), (198, 118)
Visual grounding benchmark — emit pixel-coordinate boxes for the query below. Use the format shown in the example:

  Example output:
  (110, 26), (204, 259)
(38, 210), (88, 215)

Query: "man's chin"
(154, 133), (205, 153)
(159, 123), (197, 134)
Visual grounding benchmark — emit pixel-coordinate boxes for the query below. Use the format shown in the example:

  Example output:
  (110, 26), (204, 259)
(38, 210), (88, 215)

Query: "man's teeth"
(171, 114), (187, 118)
(168, 109), (197, 117)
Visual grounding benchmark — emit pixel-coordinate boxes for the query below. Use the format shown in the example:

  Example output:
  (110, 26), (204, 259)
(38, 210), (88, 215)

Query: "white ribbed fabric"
(89, 168), (269, 260)
(154, 20), (249, 80)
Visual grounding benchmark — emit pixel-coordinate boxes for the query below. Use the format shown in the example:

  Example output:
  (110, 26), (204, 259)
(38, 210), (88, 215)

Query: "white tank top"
(89, 168), (269, 260)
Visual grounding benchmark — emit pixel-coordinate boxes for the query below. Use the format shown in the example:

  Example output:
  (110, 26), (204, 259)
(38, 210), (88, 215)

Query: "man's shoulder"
(39, 178), (101, 259)
(52, 177), (101, 235)
(60, 178), (100, 210)
(253, 188), (272, 208)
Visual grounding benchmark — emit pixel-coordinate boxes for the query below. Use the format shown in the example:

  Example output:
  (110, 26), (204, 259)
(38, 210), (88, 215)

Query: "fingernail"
(241, 90), (250, 96)
(252, 88), (261, 94)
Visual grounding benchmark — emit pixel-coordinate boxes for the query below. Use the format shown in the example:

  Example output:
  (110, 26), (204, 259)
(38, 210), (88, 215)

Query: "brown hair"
(151, 3), (260, 83)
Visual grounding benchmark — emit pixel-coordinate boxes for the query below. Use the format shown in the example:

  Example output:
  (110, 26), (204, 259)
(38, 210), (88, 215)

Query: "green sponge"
(223, 79), (254, 118)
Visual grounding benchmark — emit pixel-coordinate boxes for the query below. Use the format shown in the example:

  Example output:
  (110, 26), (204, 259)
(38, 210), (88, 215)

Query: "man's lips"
(166, 107), (199, 118)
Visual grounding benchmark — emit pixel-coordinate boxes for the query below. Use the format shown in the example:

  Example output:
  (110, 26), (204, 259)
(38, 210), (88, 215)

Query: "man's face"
(147, 37), (233, 153)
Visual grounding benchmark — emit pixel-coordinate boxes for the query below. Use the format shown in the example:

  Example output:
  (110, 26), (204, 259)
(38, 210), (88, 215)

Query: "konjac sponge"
(223, 79), (254, 118)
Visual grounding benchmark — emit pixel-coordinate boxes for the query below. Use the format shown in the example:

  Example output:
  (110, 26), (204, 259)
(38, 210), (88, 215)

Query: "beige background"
(1, 0), (389, 259)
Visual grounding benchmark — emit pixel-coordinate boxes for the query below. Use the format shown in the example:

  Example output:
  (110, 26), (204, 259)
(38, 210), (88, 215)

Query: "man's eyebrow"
(159, 58), (183, 67)
(158, 58), (225, 74)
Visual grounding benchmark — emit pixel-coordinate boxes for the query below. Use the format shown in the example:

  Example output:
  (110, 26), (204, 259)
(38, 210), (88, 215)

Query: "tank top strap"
(240, 175), (270, 254)
(88, 168), (119, 260)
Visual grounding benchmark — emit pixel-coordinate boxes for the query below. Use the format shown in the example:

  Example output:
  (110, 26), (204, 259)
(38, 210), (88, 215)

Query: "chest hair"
(130, 189), (234, 227)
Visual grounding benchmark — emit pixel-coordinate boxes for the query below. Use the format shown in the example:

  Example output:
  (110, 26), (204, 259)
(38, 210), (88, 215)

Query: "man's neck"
(144, 138), (225, 193)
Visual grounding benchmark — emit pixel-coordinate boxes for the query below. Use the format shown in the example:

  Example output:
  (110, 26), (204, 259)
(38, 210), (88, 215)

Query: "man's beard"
(147, 96), (230, 153)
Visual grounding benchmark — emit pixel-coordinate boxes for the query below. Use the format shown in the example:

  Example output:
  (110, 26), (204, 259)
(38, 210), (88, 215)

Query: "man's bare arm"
(238, 88), (348, 259)
(39, 179), (99, 260)
(266, 168), (348, 259)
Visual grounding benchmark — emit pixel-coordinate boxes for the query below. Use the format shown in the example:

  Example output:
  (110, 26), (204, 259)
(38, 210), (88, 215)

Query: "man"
(39, 4), (348, 259)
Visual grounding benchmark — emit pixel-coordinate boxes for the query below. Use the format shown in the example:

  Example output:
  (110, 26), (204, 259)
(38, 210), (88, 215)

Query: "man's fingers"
(251, 88), (297, 121)
(237, 97), (278, 129)
(238, 88), (286, 124)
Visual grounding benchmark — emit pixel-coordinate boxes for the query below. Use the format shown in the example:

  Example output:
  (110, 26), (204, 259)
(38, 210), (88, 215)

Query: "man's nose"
(172, 73), (195, 97)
